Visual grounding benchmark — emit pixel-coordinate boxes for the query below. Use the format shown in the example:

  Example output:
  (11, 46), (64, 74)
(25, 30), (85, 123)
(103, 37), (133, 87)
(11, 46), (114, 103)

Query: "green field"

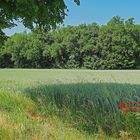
(1, 69), (140, 140)
(1, 69), (140, 84)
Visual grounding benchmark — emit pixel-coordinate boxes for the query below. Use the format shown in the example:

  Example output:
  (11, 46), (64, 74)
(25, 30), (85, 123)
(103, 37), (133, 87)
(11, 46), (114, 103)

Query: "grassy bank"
(1, 69), (140, 139)
(1, 89), (99, 140)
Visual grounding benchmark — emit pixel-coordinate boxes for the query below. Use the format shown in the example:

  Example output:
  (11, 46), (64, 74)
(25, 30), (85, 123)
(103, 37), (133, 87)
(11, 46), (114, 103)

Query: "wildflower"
(138, 101), (140, 104)
(133, 106), (138, 111)
(126, 102), (129, 105)
(118, 101), (125, 108)
(130, 101), (133, 104)
(122, 107), (130, 113)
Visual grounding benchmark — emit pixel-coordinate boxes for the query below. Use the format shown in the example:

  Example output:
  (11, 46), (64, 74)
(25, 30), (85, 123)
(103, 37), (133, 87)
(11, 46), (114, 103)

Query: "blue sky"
(4, 0), (140, 36)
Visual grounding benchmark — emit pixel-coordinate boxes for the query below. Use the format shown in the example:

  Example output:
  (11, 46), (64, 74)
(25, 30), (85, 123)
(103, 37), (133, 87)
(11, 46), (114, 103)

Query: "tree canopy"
(1, 16), (140, 69)
(0, 0), (80, 30)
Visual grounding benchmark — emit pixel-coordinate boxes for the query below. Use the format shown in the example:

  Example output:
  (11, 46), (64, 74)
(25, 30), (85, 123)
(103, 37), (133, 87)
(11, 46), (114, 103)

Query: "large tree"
(0, 0), (80, 31)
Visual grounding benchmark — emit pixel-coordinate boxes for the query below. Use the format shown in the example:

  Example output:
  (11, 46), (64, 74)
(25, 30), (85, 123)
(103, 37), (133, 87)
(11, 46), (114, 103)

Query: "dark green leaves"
(0, 16), (140, 69)
(0, 0), (80, 31)
(74, 0), (80, 5)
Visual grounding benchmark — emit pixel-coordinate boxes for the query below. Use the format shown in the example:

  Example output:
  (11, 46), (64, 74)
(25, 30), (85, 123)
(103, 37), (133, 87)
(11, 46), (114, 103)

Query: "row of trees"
(1, 17), (140, 69)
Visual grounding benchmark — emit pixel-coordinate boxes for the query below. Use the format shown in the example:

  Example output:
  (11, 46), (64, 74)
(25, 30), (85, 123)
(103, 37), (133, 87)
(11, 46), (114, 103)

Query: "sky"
(3, 0), (140, 36)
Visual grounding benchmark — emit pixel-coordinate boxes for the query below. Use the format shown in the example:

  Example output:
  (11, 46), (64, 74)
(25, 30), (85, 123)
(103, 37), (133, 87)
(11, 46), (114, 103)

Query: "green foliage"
(0, 0), (80, 30)
(1, 17), (140, 69)
(0, 30), (7, 45)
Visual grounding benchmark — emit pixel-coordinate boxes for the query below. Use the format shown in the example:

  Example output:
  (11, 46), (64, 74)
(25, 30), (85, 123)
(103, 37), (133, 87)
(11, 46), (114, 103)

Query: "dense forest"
(0, 16), (140, 69)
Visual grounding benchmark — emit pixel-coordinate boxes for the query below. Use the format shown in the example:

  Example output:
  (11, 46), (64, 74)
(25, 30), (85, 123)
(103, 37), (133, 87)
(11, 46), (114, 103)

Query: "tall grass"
(1, 82), (140, 139)
(25, 83), (140, 138)
(1, 69), (140, 139)
(1, 89), (100, 140)
(0, 89), (48, 140)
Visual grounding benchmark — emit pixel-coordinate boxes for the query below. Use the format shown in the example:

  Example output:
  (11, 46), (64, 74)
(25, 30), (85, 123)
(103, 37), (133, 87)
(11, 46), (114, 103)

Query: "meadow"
(1, 69), (140, 140)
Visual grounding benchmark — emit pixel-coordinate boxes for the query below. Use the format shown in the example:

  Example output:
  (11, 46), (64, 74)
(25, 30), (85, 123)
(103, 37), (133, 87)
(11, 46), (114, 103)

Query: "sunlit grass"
(0, 69), (140, 84)
(0, 89), (110, 140)
(1, 69), (140, 139)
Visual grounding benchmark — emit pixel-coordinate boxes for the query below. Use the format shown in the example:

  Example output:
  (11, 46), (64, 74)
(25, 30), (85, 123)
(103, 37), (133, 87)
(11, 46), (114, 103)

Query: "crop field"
(1, 69), (140, 84)
(1, 69), (140, 140)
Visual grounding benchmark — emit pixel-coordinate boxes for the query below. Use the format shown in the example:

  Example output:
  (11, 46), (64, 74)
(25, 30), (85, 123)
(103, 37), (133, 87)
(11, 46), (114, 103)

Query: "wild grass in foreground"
(1, 81), (140, 139)
(25, 83), (140, 139)
(0, 89), (100, 140)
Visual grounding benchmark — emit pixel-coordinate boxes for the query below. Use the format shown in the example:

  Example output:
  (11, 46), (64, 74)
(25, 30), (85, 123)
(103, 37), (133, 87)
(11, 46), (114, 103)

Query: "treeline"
(0, 16), (140, 69)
